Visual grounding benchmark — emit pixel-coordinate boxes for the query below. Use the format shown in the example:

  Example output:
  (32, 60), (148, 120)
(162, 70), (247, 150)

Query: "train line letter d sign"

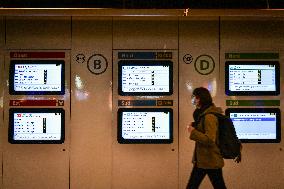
(194, 55), (215, 75)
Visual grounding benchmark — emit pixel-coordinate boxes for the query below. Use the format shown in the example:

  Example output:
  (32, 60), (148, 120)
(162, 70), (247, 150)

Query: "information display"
(9, 108), (65, 144)
(226, 108), (281, 143)
(118, 60), (173, 96)
(9, 60), (65, 95)
(117, 108), (173, 144)
(225, 61), (279, 96)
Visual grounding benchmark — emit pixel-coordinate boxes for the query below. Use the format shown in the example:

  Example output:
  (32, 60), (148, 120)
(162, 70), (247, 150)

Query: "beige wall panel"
(0, 58), (3, 189)
(112, 49), (178, 189)
(0, 57), (3, 189)
(179, 17), (220, 189)
(113, 19), (179, 189)
(6, 17), (71, 49)
(0, 17), (4, 49)
(113, 17), (178, 49)
(3, 51), (70, 189)
(0, 16), (4, 189)
(3, 147), (69, 189)
(71, 17), (112, 189)
(221, 17), (284, 51)
(220, 17), (284, 189)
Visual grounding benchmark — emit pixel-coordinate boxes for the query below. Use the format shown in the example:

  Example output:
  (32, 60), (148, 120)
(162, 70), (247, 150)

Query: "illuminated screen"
(9, 108), (65, 144)
(117, 108), (173, 144)
(118, 60), (173, 96)
(225, 61), (279, 96)
(226, 108), (281, 143)
(9, 60), (65, 95)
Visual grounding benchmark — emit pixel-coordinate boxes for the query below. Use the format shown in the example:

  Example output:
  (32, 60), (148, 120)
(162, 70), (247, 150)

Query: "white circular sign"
(194, 55), (215, 75)
(87, 54), (108, 75)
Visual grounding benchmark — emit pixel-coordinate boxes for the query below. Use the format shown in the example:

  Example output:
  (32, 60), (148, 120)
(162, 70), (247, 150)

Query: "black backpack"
(202, 112), (242, 162)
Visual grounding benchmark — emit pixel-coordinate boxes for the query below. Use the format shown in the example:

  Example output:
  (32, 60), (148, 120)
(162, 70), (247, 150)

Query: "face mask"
(191, 96), (197, 106)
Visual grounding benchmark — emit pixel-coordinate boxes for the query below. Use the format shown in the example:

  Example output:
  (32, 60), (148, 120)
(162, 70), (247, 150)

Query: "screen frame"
(225, 61), (280, 96)
(9, 60), (65, 95)
(118, 60), (173, 96)
(9, 108), (65, 144)
(225, 108), (281, 143)
(117, 108), (173, 144)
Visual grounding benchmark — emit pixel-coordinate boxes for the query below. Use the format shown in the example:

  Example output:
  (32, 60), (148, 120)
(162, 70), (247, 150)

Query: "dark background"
(1, 0), (283, 9)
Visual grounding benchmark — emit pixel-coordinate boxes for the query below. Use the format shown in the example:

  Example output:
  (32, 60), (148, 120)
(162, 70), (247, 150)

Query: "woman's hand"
(187, 122), (195, 134)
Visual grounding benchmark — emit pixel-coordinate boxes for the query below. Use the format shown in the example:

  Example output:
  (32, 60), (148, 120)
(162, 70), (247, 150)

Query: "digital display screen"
(226, 108), (281, 143)
(9, 60), (65, 95)
(9, 108), (65, 144)
(117, 108), (173, 144)
(225, 61), (279, 96)
(118, 60), (173, 96)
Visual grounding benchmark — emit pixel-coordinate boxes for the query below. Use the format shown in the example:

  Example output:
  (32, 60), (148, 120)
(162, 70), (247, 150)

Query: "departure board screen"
(225, 61), (279, 96)
(118, 60), (173, 96)
(226, 108), (281, 143)
(117, 108), (173, 144)
(9, 60), (65, 95)
(9, 108), (65, 144)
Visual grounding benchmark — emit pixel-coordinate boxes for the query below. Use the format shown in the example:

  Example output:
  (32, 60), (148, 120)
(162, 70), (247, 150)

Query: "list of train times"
(13, 112), (62, 140)
(121, 65), (170, 93)
(14, 64), (62, 91)
(229, 64), (276, 91)
(122, 111), (170, 139)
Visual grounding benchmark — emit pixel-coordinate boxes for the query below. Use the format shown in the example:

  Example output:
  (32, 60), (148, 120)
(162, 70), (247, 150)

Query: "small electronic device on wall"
(9, 108), (65, 144)
(225, 61), (280, 96)
(9, 60), (65, 95)
(117, 108), (173, 144)
(118, 60), (173, 96)
(226, 108), (281, 143)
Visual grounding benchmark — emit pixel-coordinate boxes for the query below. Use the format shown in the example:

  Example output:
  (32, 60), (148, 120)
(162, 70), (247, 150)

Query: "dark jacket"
(190, 104), (224, 169)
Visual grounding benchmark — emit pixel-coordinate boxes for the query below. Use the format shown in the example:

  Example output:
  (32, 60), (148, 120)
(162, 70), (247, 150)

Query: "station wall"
(0, 15), (283, 189)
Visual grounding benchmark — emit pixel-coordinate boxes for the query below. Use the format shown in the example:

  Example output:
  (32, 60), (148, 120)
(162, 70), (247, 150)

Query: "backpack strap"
(200, 112), (220, 144)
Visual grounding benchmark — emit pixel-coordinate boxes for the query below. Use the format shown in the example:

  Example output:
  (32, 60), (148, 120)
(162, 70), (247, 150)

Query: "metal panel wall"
(113, 17), (178, 50)
(220, 17), (284, 189)
(179, 17), (220, 189)
(70, 17), (113, 189)
(3, 50), (70, 189)
(6, 17), (71, 50)
(0, 16), (4, 189)
(1, 14), (284, 189)
(3, 51), (71, 189)
(0, 16), (4, 49)
(3, 17), (71, 189)
(112, 17), (179, 189)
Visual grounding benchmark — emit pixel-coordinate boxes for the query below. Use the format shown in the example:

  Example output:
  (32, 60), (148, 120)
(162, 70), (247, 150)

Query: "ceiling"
(0, 0), (282, 9)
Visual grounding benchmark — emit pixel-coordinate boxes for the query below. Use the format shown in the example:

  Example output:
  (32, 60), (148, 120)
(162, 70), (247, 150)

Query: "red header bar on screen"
(10, 52), (65, 59)
(10, 100), (58, 106)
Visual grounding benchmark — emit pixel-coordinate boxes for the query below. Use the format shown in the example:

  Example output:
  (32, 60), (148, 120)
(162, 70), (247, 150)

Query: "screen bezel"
(225, 108), (281, 143)
(225, 61), (280, 96)
(117, 108), (173, 144)
(9, 108), (65, 144)
(118, 60), (173, 96)
(9, 60), (65, 95)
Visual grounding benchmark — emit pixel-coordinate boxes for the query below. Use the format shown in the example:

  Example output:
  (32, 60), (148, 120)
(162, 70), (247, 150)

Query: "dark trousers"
(186, 166), (227, 189)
